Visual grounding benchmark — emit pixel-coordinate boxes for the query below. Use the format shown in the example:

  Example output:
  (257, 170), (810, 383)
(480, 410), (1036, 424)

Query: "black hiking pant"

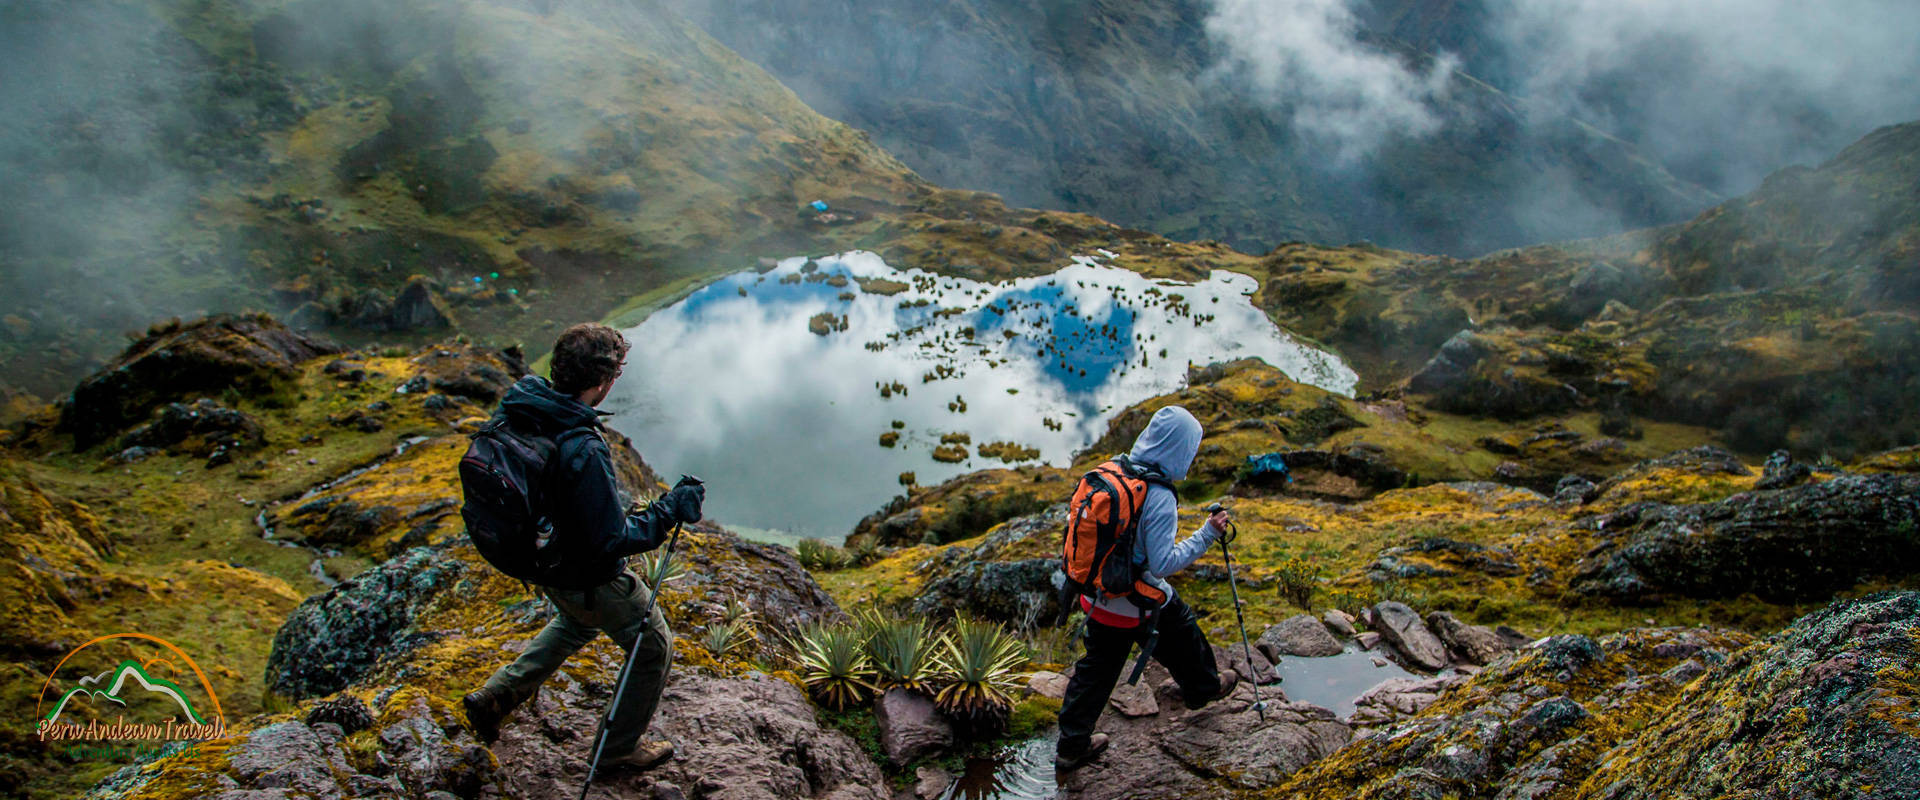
(1057, 595), (1221, 756)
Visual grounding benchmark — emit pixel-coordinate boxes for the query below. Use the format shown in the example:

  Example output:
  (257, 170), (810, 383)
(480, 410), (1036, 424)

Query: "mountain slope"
(665, 0), (1716, 255)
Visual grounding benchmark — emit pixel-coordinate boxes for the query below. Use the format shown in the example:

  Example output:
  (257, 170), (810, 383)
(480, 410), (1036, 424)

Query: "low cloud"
(1203, 0), (1458, 162)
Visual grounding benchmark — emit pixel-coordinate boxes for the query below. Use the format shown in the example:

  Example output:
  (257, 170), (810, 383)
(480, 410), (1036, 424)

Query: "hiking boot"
(1053, 732), (1110, 774)
(599, 739), (675, 772)
(1184, 668), (1239, 710)
(463, 687), (515, 745)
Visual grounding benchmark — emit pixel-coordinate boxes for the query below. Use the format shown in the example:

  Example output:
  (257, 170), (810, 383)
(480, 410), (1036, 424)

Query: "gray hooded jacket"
(1085, 405), (1221, 621)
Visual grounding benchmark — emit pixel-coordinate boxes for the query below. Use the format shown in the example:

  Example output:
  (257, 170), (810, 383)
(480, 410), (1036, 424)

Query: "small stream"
(942, 736), (1059, 800)
(253, 435), (433, 588)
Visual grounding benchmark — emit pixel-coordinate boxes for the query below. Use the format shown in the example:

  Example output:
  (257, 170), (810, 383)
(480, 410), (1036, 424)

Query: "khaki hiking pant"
(483, 569), (674, 760)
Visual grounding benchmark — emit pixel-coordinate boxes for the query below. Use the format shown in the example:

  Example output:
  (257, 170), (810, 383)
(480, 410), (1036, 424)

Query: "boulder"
(1425, 611), (1514, 666)
(874, 688), (953, 765)
(1027, 670), (1068, 700)
(1755, 448), (1814, 490)
(1258, 614), (1345, 660)
(265, 541), (473, 699)
(1109, 679), (1159, 717)
(1371, 602), (1449, 671)
(59, 313), (339, 447)
(1322, 608), (1356, 637)
(909, 557), (1057, 624)
(1213, 641), (1278, 686)
(1574, 473), (1920, 602)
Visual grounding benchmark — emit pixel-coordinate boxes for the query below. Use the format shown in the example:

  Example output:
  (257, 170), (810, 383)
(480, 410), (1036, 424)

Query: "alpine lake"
(602, 251), (1357, 545)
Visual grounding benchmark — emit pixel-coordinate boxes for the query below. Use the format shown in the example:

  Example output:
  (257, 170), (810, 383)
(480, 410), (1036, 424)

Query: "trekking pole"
(578, 475), (702, 800)
(1206, 503), (1268, 723)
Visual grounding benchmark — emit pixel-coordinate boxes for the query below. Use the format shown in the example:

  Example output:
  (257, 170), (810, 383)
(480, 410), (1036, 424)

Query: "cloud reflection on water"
(602, 251), (1355, 542)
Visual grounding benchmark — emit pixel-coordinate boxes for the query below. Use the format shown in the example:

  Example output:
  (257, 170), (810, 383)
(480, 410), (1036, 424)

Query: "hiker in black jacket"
(463, 323), (704, 772)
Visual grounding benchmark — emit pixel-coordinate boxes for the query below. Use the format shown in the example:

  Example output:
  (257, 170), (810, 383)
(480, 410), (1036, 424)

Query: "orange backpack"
(1061, 455), (1174, 612)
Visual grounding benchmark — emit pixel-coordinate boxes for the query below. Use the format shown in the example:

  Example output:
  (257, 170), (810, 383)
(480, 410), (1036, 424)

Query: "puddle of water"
(602, 251), (1356, 542)
(1272, 642), (1419, 719)
(942, 736), (1059, 800)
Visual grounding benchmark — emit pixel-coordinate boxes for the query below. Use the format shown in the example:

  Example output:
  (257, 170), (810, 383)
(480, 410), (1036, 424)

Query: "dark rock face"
(1408, 329), (1582, 420)
(58, 313), (339, 448)
(1372, 601), (1449, 671)
(1574, 473), (1920, 602)
(874, 688), (954, 766)
(117, 398), (266, 467)
(1755, 448), (1814, 490)
(333, 276), (454, 332)
(909, 506), (1066, 624)
(265, 541), (472, 699)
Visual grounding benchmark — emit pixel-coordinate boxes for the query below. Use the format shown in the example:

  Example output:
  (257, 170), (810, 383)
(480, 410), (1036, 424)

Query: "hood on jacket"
(1128, 405), (1203, 481)
(498, 375), (604, 435)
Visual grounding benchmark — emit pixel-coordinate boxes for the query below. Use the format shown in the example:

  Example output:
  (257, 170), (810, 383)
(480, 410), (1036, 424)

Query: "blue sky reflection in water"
(602, 251), (1356, 543)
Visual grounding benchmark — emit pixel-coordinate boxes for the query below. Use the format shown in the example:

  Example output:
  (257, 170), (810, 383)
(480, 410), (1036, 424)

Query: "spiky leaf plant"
(934, 617), (1026, 734)
(703, 618), (755, 659)
(639, 549), (685, 586)
(796, 537), (848, 570)
(786, 622), (877, 711)
(867, 618), (945, 695)
(722, 593), (758, 626)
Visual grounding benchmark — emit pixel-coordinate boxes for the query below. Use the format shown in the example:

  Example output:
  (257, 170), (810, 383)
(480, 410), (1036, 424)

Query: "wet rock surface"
(1575, 473), (1920, 602)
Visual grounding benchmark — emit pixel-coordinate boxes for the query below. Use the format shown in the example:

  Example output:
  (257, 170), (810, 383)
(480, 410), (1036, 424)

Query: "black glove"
(658, 482), (705, 524)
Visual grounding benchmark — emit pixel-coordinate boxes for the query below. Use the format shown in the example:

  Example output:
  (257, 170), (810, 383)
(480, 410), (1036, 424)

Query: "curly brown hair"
(549, 323), (630, 395)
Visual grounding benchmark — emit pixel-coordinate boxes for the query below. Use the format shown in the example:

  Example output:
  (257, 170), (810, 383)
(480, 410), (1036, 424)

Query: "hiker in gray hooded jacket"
(1055, 405), (1238, 772)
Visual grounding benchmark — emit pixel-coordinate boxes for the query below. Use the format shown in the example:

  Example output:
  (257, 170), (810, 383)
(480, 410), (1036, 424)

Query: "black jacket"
(496, 375), (673, 589)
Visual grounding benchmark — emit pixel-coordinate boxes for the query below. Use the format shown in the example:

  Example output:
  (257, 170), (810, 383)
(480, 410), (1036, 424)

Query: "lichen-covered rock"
(58, 313), (339, 448)
(117, 398), (266, 467)
(1372, 602), (1449, 671)
(226, 721), (352, 799)
(1259, 614), (1346, 659)
(265, 541), (472, 699)
(1576, 591), (1920, 799)
(1574, 473), (1920, 602)
(1275, 626), (1751, 799)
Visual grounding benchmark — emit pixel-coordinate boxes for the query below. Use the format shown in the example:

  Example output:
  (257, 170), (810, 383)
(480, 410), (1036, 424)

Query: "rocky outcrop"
(1578, 591), (1920, 799)
(1281, 594), (1920, 799)
(1574, 473), (1920, 602)
(58, 314), (340, 448)
(1276, 626), (1751, 799)
(116, 398), (265, 468)
(908, 506), (1066, 624)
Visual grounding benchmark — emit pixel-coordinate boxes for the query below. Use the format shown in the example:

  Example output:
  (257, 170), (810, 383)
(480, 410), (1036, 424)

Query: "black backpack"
(458, 416), (594, 585)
